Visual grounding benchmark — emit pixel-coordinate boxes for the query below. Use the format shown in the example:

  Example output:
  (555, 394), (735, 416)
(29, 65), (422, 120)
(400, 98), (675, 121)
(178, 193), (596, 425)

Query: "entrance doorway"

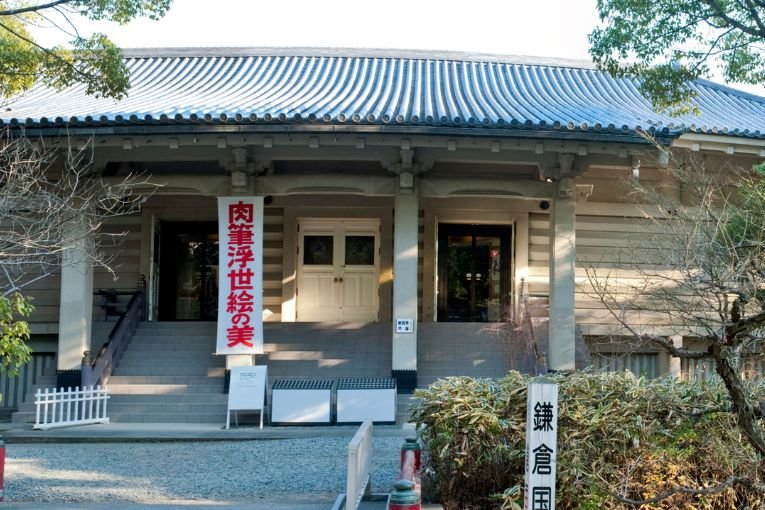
(158, 222), (219, 321)
(437, 224), (512, 322)
(296, 219), (380, 322)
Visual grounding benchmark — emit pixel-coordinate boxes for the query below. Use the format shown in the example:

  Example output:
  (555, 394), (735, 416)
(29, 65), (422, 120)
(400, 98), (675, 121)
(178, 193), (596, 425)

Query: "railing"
(34, 386), (109, 430)
(346, 420), (373, 510)
(83, 288), (145, 388)
(681, 356), (765, 383)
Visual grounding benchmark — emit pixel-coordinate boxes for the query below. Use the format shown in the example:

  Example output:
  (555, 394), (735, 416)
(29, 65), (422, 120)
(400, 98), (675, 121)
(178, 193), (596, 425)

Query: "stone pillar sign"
(525, 379), (559, 510)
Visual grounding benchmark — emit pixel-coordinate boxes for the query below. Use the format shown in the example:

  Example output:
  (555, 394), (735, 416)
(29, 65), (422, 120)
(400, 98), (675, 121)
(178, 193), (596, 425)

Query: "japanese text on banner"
(216, 197), (263, 354)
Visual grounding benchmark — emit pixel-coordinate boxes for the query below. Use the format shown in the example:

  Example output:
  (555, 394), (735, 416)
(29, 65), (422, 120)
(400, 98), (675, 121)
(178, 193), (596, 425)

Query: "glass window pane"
(304, 235), (333, 265)
(345, 236), (375, 265)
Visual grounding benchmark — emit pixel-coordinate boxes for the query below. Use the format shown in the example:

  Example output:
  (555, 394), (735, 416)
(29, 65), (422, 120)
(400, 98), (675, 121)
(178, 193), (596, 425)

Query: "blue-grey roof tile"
(4, 48), (765, 139)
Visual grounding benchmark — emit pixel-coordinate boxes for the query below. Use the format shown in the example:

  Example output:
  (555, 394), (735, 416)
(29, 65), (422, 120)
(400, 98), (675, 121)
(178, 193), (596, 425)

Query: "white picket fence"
(346, 420), (373, 510)
(34, 386), (110, 430)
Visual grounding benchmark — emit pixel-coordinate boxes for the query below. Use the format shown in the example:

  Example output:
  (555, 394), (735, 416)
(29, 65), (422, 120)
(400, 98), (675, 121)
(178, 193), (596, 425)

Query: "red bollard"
(388, 479), (420, 510)
(0, 437), (6, 501)
(400, 437), (421, 475)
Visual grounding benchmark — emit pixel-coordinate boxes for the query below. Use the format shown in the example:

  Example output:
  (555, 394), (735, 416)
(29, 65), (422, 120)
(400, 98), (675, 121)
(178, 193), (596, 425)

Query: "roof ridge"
(693, 78), (765, 105)
(120, 46), (598, 70)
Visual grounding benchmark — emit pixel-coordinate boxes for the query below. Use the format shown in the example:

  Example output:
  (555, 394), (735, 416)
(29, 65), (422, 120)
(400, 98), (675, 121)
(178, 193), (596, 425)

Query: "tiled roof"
(4, 47), (765, 140)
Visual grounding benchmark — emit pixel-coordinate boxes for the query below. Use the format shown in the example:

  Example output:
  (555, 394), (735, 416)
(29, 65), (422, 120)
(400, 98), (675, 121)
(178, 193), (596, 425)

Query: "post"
(80, 350), (93, 388)
(548, 169), (576, 372)
(388, 479), (420, 510)
(57, 217), (94, 382)
(0, 437), (5, 501)
(668, 335), (683, 379)
(400, 437), (421, 475)
(525, 378), (559, 510)
(392, 177), (419, 391)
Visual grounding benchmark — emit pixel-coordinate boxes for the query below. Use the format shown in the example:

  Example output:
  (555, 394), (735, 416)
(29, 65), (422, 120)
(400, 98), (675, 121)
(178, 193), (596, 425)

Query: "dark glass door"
(158, 222), (219, 321)
(437, 224), (512, 322)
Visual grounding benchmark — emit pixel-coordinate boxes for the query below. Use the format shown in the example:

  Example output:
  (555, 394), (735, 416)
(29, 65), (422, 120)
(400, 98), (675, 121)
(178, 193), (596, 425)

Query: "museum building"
(3, 48), (765, 422)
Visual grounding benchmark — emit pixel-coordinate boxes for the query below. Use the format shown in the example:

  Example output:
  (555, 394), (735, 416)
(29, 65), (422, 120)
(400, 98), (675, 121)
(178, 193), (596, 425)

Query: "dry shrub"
(410, 371), (765, 510)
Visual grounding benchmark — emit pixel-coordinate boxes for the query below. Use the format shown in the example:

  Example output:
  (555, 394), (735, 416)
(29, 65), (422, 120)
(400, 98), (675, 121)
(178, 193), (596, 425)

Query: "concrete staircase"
(12, 320), (425, 425)
(106, 322), (226, 423)
(13, 321), (227, 424)
(11, 369), (57, 423)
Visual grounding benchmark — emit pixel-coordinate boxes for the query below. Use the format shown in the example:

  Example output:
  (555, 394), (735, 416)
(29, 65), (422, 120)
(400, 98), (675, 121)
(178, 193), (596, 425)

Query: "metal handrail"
(82, 288), (145, 388)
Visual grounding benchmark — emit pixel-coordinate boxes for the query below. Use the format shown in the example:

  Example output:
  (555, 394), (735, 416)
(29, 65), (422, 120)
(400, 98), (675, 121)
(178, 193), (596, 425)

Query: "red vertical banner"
(216, 197), (264, 354)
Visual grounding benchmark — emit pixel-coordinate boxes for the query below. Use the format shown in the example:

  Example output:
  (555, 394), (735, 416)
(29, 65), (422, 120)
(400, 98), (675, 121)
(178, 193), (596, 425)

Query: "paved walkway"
(0, 421), (418, 443)
(0, 422), (442, 509)
(0, 503), (443, 509)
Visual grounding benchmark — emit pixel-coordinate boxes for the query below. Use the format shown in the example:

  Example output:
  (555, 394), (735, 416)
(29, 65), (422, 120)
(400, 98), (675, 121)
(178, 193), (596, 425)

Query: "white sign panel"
(216, 197), (264, 355)
(226, 366), (267, 429)
(525, 379), (559, 510)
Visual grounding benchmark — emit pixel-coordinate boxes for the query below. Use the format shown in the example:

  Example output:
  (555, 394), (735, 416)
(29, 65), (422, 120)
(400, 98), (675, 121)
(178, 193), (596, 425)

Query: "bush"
(410, 371), (765, 510)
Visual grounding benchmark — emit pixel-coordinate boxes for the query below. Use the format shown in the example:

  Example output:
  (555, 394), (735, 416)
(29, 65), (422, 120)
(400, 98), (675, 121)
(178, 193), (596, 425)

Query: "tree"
(0, 134), (153, 372)
(0, 1), (169, 373)
(582, 148), (765, 500)
(589, 0), (765, 113)
(0, 0), (171, 100)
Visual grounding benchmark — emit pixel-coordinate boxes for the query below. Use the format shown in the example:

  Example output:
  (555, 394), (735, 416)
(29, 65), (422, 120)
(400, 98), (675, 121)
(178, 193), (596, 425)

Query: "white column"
(392, 178), (419, 377)
(668, 335), (683, 378)
(548, 178), (576, 371)
(57, 220), (94, 371)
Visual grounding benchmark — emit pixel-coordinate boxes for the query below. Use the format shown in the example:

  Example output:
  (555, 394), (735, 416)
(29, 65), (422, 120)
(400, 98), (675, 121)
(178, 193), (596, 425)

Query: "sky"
(31, 0), (602, 61)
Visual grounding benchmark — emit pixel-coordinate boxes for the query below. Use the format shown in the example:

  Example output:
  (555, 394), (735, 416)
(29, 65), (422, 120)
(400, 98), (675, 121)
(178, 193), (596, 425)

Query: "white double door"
(297, 219), (379, 322)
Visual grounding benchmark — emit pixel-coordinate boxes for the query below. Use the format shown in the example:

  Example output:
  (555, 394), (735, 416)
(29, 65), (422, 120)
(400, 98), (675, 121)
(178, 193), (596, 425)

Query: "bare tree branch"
(0, 0), (74, 18)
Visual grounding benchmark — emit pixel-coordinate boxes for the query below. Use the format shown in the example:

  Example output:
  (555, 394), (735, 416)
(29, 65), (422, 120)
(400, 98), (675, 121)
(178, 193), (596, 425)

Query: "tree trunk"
(712, 342), (765, 469)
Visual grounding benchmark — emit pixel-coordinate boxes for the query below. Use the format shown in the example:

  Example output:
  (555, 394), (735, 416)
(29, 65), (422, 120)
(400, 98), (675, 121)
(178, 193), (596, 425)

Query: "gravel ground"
(3, 437), (403, 504)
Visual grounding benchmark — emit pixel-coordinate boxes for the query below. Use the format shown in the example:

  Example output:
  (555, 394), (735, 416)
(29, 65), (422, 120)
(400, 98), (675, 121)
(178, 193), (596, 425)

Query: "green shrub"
(410, 371), (765, 510)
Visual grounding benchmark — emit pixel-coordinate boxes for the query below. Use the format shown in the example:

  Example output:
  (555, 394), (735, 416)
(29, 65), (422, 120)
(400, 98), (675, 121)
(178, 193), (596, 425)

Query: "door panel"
(297, 220), (379, 322)
(297, 272), (338, 321)
(158, 222), (219, 321)
(438, 224), (512, 322)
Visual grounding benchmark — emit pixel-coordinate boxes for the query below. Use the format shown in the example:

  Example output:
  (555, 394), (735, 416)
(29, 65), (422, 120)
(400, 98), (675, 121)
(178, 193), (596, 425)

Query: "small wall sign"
(396, 318), (414, 334)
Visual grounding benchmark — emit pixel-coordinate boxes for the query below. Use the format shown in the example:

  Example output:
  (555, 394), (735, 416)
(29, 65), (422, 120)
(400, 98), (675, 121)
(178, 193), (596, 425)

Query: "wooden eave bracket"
(576, 184), (594, 202)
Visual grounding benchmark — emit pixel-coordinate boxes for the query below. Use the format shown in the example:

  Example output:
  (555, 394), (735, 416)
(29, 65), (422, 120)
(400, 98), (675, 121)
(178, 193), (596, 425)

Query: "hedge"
(410, 371), (765, 509)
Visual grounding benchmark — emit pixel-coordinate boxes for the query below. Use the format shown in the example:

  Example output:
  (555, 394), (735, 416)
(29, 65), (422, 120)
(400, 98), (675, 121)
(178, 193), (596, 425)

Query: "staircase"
(13, 321), (227, 424)
(106, 322), (226, 423)
(13, 321), (424, 425)
(10, 367), (57, 423)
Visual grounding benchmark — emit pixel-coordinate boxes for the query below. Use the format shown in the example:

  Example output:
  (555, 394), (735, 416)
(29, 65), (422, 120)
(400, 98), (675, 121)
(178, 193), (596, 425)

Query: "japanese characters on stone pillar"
(525, 379), (559, 510)
(216, 197), (264, 355)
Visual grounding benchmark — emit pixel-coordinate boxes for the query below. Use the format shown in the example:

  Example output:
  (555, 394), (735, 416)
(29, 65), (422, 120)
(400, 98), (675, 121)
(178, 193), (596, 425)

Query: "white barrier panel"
(337, 378), (396, 424)
(34, 386), (110, 430)
(271, 380), (332, 425)
(346, 420), (373, 510)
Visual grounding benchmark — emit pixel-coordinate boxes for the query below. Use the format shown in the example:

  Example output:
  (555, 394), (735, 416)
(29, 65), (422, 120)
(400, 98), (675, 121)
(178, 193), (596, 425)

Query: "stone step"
(114, 365), (225, 375)
(108, 394), (227, 403)
(107, 375), (223, 384)
(120, 351), (220, 359)
(12, 412), (35, 423)
(137, 321), (216, 327)
(109, 412), (227, 424)
(128, 337), (216, 343)
(121, 353), (219, 361)
(106, 384), (224, 395)
(107, 402), (229, 414)
(113, 367), (225, 377)
(115, 359), (225, 367)
(134, 328), (217, 334)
